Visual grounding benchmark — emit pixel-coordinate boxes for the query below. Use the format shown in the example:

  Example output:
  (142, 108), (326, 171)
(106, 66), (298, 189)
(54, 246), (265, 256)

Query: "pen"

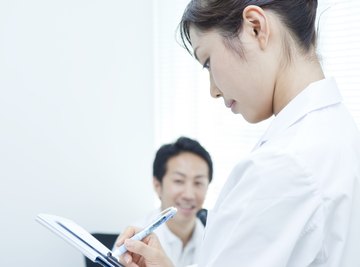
(112, 206), (177, 257)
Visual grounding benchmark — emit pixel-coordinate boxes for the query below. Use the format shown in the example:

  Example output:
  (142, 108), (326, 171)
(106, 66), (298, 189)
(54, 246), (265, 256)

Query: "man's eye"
(195, 181), (205, 187)
(203, 58), (210, 69)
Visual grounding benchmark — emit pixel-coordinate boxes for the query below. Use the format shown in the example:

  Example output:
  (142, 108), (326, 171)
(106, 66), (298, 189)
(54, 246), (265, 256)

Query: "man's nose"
(182, 183), (196, 199)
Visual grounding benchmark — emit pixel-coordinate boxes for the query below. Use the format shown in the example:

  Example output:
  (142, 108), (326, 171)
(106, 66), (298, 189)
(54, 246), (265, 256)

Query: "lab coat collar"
(254, 78), (342, 150)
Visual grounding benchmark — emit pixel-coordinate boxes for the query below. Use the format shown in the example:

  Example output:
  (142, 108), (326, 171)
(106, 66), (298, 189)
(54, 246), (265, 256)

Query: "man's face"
(153, 152), (210, 225)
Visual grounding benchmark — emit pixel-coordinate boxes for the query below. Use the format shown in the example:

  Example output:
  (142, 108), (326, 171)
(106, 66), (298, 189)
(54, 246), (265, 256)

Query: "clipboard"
(36, 213), (123, 267)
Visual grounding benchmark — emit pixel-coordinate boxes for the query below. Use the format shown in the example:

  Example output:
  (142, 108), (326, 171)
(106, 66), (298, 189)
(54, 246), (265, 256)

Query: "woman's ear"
(153, 177), (162, 199)
(242, 5), (270, 50)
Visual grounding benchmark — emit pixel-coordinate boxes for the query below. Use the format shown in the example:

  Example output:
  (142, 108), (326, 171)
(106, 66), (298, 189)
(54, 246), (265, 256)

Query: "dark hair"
(179, 0), (318, 55)
(153, 136), (213, 183)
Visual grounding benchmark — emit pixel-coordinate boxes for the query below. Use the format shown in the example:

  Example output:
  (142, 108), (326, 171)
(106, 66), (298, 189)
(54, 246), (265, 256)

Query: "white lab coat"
(198, 78), (360, 267)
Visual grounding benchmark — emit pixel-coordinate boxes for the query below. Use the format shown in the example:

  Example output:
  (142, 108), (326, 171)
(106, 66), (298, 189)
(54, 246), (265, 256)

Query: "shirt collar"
(253, 78), (342, 150)
(163, 218), (204, 249)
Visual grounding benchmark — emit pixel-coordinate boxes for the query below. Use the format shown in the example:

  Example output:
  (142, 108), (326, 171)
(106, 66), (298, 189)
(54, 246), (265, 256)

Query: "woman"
(117, 1), (360, 266)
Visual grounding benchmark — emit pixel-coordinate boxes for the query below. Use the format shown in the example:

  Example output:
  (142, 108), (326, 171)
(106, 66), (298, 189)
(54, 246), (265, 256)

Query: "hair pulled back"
(179, 0), (318, 54)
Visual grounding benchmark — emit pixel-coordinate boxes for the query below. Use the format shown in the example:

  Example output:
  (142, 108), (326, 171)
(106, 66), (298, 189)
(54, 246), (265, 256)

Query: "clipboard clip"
(106, 252), (124, 267)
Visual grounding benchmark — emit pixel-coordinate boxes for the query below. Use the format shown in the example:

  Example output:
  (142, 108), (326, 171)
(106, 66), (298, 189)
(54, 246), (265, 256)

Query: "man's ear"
(153, 177), (162, 198)
(242, 5), (270, 50)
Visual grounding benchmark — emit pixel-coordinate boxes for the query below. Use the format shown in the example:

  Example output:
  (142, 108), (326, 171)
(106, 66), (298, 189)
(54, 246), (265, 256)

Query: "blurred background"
(0, 0), (359, 266)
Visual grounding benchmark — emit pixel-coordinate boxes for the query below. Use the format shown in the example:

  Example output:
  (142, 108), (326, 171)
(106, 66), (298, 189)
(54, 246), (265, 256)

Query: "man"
(114, 136), (213, 267)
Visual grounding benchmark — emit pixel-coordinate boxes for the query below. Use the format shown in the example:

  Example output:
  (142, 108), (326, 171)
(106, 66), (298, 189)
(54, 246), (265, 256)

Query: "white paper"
(36, 213), (111, 262)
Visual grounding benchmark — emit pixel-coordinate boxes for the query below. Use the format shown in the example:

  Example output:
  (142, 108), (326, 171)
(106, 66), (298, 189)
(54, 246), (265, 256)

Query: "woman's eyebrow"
(193, 47), (200, 61)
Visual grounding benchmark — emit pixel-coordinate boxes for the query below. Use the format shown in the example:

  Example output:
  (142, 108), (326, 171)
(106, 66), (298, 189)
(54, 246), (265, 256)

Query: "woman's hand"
(115, 226), (174, 267)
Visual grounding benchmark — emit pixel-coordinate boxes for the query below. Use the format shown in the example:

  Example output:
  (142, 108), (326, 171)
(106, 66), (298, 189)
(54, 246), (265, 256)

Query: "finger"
(124, 239), (157, 259)
(115, 226), (141, 247)
(122, 234), (174, 267)
(114, 235), (121, 248)
(118, 252), (135, 267)
(119, 253), (144, 267)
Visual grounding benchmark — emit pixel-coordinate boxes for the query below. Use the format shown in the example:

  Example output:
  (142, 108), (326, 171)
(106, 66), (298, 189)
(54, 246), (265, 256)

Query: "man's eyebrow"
(194, 175), (208, 179)
(172, 171), (186, 177)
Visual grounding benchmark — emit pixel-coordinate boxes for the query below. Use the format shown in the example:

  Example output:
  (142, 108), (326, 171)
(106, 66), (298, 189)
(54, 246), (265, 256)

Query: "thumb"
(124, 237), (174, 267)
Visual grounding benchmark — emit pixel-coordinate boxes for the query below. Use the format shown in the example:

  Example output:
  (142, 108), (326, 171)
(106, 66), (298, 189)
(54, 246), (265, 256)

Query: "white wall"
(0, 1), (155, 266)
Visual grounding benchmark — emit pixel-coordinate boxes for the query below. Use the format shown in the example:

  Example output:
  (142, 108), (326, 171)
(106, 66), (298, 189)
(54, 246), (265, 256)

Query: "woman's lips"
(225, 100), (234, 108)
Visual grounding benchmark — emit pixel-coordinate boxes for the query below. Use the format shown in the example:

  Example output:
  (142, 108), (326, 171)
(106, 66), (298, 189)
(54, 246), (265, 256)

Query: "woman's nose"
(209, 74), (221, 98)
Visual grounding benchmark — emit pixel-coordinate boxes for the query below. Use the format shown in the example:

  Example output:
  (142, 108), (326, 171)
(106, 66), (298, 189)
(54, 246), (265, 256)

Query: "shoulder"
(194, 217), (205, 235)
(214, 147), (319, 214)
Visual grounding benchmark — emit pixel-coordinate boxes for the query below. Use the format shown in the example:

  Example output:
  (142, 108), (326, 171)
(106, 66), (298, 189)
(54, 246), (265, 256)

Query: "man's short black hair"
(153, 136), (213, 183)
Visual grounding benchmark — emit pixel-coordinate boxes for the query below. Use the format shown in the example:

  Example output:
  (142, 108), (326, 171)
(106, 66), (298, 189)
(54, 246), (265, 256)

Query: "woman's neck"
(273, 53), (325, 115)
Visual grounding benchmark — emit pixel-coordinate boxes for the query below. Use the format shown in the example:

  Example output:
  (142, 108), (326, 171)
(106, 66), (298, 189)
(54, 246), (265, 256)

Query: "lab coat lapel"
(253, 78), (342, 150)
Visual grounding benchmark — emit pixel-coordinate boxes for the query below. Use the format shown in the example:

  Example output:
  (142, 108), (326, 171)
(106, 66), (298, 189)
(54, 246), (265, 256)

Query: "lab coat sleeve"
(199, 149), (325, 267)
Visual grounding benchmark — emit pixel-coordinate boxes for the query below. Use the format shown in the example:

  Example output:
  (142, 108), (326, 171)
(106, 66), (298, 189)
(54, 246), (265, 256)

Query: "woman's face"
(189, 26), (278, 123)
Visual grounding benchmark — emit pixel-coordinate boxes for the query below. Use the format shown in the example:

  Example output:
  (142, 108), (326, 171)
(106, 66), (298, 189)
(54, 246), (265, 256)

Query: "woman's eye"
(203, 58), (210, 70)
